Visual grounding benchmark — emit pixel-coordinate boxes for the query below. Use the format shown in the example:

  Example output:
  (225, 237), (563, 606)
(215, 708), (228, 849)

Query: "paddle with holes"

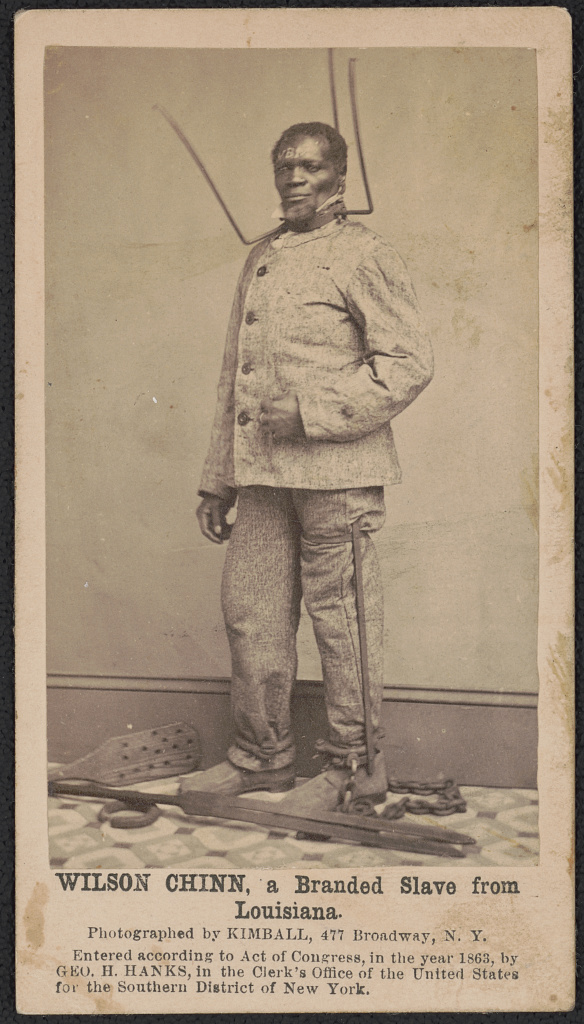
(47, 723), (201, 785)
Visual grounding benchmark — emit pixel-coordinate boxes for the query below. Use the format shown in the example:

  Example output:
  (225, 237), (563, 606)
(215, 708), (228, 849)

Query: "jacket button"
(256, 265), (267, 277)
(241, 363), (253, 375)
(245, 311), (257, 325)
(237, 411), (251, 426)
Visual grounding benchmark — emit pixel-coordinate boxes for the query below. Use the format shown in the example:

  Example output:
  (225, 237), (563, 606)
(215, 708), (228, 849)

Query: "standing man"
(184, 122), (433, 812)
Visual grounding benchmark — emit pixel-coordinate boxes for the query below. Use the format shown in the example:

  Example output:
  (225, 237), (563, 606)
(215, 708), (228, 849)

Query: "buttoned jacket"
(199, 218), (433, 504)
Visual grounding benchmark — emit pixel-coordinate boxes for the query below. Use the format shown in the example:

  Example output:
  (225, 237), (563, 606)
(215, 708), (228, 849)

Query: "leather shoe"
(277, 752), (387, 815)
(179, 760), (296, 795)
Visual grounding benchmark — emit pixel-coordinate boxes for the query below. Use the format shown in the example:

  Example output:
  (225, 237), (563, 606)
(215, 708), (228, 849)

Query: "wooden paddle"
(48, 723), (201, 785)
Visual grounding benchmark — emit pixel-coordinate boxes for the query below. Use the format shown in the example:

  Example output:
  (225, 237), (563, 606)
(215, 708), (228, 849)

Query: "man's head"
(271, 123), (348, 231)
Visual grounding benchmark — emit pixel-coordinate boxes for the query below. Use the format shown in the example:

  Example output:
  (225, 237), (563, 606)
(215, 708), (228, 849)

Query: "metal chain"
(341, 757), (360, 812)
(383, 779), (466, 818)
(314, 742), (468, 820)
(349, 779), (467, 819)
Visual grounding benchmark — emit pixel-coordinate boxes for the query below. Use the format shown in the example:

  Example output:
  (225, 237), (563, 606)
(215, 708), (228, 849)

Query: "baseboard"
(48, 673), (537, 708)
(47, 675), (537, 789)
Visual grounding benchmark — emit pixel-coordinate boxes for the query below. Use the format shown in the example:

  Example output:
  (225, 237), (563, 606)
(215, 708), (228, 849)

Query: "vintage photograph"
(15, 8), (573, 1014)
(45, 45), (539, 870)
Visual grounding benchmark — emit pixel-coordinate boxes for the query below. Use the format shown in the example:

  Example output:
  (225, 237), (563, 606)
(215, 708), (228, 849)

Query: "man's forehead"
(274, 135), (330, 163)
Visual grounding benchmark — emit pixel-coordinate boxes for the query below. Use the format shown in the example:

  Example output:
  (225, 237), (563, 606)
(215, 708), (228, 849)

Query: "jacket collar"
(270, 217), (346, 250)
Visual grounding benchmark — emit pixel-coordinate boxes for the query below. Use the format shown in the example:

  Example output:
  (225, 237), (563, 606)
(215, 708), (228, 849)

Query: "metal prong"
(345, 59), (374, 216)
(328, 49), (339, 131)
(154, 104), (278, 247)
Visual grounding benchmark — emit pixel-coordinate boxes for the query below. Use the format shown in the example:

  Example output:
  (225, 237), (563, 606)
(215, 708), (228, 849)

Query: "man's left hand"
(260, 392), (305, 441)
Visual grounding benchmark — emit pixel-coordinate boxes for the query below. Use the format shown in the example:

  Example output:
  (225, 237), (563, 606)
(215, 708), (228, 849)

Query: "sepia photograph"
(16, 8), (573, 1014)
(45, 44), (539, 872)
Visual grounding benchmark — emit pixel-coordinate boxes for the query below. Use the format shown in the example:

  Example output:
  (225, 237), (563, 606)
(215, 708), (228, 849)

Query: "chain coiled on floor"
(350, 779), (467, 818)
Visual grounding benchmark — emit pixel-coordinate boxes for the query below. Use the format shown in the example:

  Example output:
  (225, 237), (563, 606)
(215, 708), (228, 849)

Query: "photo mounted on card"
(15, 7), (574, 1014)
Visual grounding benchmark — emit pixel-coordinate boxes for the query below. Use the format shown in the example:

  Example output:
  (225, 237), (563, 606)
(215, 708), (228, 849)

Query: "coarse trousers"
(199, 218), (434, 772)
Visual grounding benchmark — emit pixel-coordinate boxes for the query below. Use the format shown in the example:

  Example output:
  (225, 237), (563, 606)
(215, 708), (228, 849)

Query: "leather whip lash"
(49, 780), (475, 858)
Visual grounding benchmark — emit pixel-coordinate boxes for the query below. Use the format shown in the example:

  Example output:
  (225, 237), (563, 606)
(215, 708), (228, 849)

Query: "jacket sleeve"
(297, 242), (434, 442)
(198, 269), (247, 506)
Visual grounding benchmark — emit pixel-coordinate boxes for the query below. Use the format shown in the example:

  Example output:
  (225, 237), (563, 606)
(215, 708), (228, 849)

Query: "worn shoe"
(179, 760), (296, 795)
(277, 752), (388, 815)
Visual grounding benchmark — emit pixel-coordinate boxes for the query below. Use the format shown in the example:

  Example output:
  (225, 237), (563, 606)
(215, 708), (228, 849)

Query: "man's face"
(274, 135), (343, 231)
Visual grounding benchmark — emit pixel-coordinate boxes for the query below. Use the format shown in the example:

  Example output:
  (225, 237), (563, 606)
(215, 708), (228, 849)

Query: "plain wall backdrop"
(45, 47), (539, 694)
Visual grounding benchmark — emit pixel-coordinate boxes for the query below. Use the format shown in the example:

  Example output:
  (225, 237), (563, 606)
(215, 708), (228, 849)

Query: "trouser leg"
(292, 487), (386, 757)
(221, 486), (301, 771)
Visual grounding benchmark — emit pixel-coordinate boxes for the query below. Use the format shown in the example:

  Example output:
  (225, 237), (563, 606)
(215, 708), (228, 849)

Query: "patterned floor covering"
(49, 770), (539, 870)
